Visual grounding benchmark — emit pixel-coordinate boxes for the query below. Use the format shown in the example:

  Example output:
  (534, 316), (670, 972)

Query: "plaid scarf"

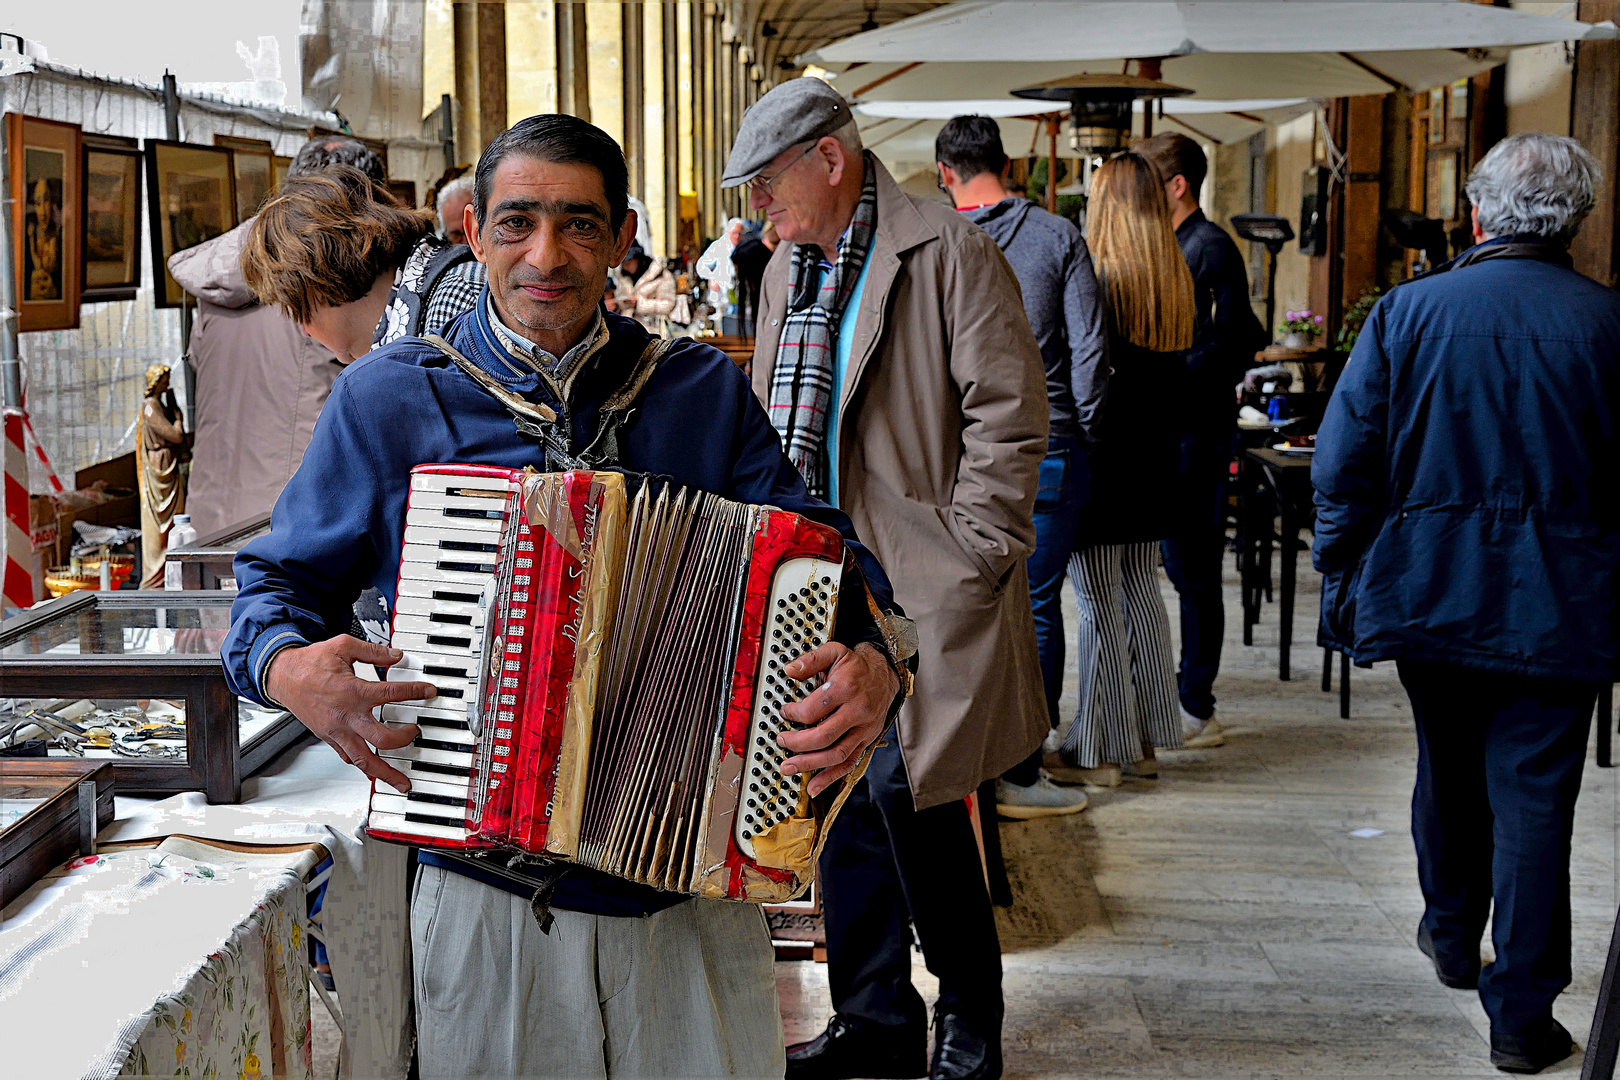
(768, 158), (878, 498)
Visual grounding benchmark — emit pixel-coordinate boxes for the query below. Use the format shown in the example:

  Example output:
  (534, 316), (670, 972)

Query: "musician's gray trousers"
(411, 864), (786, 1079)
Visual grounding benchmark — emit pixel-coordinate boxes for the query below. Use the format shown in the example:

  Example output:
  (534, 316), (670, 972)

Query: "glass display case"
(0, 591), (307, 803)
(0, 760), (115, 908)
(164, 512), (272, 590)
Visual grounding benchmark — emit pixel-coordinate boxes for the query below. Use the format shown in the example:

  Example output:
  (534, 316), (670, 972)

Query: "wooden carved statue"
(136, 364), (192, 588)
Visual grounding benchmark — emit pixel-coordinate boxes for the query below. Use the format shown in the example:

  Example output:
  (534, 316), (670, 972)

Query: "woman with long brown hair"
(1047, 151), (1195, 786)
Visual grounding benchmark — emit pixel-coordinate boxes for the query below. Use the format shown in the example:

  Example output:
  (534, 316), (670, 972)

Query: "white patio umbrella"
(805, 0), (1617, 101)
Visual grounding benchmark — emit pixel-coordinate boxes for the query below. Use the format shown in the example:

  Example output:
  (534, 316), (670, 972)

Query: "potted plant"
(1277, 309), (1324, 350)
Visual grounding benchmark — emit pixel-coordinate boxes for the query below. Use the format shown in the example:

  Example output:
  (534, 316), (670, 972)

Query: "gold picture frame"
(7, 112), (82, 331)
(144, 139), (237, 309)
(214, 134), (275, 220)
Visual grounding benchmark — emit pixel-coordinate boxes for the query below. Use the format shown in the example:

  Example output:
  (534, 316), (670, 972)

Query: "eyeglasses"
(749, 142), (819, 195)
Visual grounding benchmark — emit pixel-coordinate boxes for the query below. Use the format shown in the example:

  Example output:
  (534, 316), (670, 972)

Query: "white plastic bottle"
(163, 514), (198, 590)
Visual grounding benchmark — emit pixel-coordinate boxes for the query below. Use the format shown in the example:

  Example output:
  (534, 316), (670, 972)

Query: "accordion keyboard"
(735, 556), (842, 859)
(369, 471), (515, 844)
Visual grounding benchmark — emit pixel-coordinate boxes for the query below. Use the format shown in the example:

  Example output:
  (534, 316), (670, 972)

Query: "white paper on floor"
(1349, 828), (1385, 838)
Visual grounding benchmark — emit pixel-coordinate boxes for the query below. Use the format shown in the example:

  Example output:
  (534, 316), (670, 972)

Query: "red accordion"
(365, 464), (861, 902)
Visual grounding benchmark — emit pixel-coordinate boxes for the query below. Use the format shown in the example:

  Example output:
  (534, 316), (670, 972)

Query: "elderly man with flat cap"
(731, 79), (1048, 1080)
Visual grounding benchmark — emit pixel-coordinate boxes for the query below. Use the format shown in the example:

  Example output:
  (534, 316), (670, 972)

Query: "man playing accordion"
(223, 114), (908, 1079)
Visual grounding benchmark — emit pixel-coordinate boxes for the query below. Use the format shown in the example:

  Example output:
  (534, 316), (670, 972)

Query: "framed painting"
(273, 155), (291, 192)
(386, 179), (417, 208)
(6, 113), (81, 331)
(213, 134), (274, 219)
(144, 139), (237, 309)
(80, 133), (142, 303)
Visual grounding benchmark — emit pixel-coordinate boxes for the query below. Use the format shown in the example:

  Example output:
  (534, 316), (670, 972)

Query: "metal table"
(1239, 447), (1351, 716)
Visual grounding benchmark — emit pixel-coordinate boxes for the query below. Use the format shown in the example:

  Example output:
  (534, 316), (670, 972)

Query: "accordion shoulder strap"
(422, 333), (558, 433)
(421, 332), (676, 468)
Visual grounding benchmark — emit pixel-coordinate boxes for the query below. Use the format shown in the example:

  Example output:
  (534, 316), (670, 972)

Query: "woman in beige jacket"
(614, 245), (676, 333)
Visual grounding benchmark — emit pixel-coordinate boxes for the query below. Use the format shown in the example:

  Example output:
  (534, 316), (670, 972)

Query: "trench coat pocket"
(935, 505), (1017, 594)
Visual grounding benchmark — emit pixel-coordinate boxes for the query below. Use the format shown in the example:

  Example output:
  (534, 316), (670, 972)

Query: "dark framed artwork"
(80, 133), (142, 303)
(273, 155), (291, 192)
(214, 134), (274, 219)
(386, 180), (417, 208)
(6, 113), (81, 331)
(144, 139), (237, 309)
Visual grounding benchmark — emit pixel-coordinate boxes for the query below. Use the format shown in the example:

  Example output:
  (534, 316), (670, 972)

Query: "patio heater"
(1231, 213), (1295, 340)
(1010, 73), (1192, 194)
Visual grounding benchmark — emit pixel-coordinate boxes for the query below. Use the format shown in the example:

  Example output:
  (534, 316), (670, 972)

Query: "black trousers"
(1399, 659), (1596, 1037)
(818, 736), (1004, 1033)
(1159, 429), (1233, 722)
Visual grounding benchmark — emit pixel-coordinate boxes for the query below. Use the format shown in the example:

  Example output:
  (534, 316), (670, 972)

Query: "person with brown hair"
(1136, 132), (1268, 749)
(1045, 152), (1194, 788)
(241, 163), (485, 363)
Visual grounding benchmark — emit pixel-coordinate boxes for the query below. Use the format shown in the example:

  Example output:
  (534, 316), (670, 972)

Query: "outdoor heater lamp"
(1011, 72), (1193, 184)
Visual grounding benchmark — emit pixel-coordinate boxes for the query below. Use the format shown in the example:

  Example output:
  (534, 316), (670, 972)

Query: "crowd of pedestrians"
(194, 83), (1620, 1079)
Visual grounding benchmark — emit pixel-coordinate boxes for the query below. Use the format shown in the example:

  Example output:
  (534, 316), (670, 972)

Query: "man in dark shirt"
(1138, 133), (1268, 748)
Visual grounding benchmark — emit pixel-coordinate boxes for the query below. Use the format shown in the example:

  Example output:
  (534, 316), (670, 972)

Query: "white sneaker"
(1180, 707), (1225, 748)
(996, 771), (1090, 819)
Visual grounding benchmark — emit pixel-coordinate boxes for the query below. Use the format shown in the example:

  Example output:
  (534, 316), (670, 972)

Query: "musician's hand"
(777, 641), (900, 797)
(264, 636), (437, 794)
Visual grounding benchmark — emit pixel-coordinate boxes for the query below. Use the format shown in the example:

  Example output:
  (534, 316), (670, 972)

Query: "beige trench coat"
(752, 159), (1050, 810)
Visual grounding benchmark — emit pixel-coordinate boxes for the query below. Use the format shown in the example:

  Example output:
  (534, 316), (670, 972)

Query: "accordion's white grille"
(736, 558), (842, 858)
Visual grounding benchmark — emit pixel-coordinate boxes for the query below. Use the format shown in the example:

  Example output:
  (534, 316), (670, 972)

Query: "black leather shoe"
(930, 1012), (1002, 1080)
(1490, 1017), (1578, 1074)
(786, 1014), (928, 1080)
(1416, 923), (1481, 990)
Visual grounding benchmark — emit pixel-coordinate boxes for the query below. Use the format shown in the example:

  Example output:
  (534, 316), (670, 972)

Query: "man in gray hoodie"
(937, 115), (1107, 817)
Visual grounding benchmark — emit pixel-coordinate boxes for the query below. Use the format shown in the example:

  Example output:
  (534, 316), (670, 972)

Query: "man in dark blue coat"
(1139, 133), (1268, 749)
(1313, 132), (1617, 1075)
(223, 115), (907, 1079)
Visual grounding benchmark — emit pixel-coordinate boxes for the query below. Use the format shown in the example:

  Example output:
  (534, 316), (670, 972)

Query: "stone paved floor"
(777, 556), (1620, 1078)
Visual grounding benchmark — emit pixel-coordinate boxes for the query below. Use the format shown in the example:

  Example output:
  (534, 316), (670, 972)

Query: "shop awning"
(807, 0), (1616, 100)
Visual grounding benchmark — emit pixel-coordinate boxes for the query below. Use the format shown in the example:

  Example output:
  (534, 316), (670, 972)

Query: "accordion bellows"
(365, 464), (869, 902)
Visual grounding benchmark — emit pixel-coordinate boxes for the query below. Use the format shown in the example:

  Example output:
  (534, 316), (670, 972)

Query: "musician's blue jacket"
(222, 293), (901, 916)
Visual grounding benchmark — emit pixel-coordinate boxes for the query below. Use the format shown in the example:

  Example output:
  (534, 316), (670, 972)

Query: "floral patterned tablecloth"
(0, 838), (321, 1080)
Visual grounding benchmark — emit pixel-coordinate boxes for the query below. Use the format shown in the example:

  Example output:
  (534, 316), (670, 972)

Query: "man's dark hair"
(1137, 132), (1208, 197)
(473, 114), (629, 231)
(288, 135), (386, 184)
(935, 116), (1008, 182)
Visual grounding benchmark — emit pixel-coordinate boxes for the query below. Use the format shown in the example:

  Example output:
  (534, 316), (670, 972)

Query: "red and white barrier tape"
(3, 406), (37, 609)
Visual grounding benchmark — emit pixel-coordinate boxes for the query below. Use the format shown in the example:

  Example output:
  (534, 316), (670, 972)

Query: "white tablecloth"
(1, 739), (413, 1080)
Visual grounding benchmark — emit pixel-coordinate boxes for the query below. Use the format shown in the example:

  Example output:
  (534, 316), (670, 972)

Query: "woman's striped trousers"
(1057, 541), (1183, 768)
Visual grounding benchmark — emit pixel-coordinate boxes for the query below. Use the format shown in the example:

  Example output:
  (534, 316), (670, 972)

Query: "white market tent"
(806, 0), (1617, 102)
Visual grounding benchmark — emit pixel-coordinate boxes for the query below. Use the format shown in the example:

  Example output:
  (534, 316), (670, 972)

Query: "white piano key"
(394, 612), (485, 639)
(381, 701), (471, 726)
(409, 470), (517, 497)
(396, 578), (488, 604)
(379, 743), (475, 768)
(380, 759), (472, 791)
(392, 636), (481, 662)
(387, 720), (477, 746)
(371, 791), (467, 822)
(402, 525), (505, 551)
(368, 811), (469, 842)
(407, 504), (506, 531)
(397, 560), (498, 587)
(395, 593), (487, 622)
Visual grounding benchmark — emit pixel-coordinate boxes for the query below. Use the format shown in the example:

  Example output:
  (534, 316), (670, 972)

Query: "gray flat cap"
(722, 78), (852, 188)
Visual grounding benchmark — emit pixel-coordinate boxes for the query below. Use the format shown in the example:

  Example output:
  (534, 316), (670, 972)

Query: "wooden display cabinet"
(0, 760), (115, 908)
(1, 591), (308, 803)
